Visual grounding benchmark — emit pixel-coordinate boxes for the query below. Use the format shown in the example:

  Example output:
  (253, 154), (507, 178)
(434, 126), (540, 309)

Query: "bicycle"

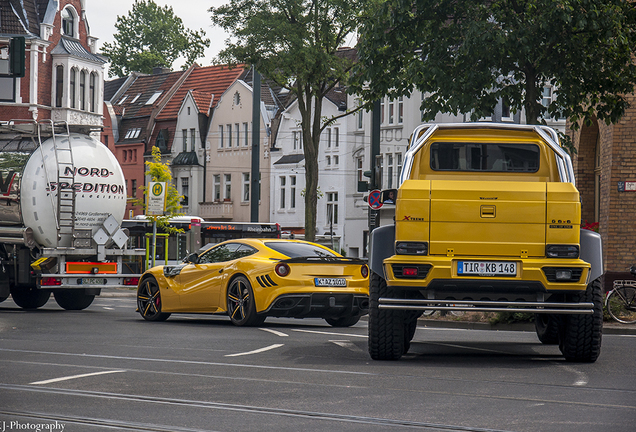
(605, 266), (636, 324)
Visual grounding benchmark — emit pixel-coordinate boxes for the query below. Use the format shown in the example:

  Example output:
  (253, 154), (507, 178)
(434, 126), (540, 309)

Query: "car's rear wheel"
(325, 316), (360, 327)
(368, 272), (404, 360)
(558, 278), (603, 362)
(227, 276), (265, 326)
(534, 313), (560, 345)
(137, 277), (170, 321)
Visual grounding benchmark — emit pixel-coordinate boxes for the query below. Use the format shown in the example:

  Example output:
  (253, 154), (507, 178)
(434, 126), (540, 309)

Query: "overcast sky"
(84, 1), (230, 70)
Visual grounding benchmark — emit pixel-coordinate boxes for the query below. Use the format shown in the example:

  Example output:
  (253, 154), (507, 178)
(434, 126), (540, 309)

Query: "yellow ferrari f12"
(137, 239), (369, 327)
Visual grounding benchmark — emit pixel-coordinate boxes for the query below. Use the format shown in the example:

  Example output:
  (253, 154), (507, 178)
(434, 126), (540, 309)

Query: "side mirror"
(183, 252), (199, 264)
(380, 189), (398, 204)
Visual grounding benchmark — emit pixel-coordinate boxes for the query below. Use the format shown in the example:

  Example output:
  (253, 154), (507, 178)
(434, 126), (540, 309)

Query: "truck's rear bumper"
(379, 298), (594, 314)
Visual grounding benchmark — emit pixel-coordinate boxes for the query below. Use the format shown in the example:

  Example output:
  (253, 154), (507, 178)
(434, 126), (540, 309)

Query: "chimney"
(152, 66), (171, 75)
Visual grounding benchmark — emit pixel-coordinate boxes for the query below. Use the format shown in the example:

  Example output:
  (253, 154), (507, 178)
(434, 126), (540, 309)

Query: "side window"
(198, 243), (240, 264)
(233, 244), (257, 260)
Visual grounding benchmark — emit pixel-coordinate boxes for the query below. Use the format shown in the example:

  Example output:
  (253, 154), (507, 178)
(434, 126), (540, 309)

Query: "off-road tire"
(559, 278), (603, 363)
(10, 286), (50, 309)
(325, 316), (361, 327)
(403, 316), (418, 354)
(368, 272), (404, 360)
(534, 313), (560, 345)
(54, 289), (95, 310)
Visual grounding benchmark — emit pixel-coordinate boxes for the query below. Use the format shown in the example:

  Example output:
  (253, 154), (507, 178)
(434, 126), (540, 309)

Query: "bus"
(122, 217), (281, 268)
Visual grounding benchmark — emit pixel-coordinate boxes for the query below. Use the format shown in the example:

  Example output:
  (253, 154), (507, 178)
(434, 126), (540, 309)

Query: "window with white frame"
(235, 123), (240, 146)
(55, 65), (64, 107)
(69, 68), (76, 108)
(181, 177), (189, 206)
(334, 127), (339, 148)
(243, 123), (249, 146)
(398, 97), (404, 124)
(213, 175), (221, 200)
(326, 128), (332, 148)
(89, 72), (97, 112)
(242, 173), (250, 202)
(79, 70), (86, 110)
(61, 7), (76, 37)
(357, 105), (363, 129)
(182, 129), (187, 152)
(293, 131), (301, 150)
(387, 153), (394, 188)
(542, 86), (561, 120)
(327, 192), (338, 225)
(388, 99), (395, 124)
(334, 155), (339, 167)
(396, 152), (403, 183)
(218, 125), (224, 148)
(357, 157), (364, 182)
(227, 124), (232, 147)
(224, 174), (231, 200)
(326, 156), (331, 167)
(290, 176), (296, 209)
(190, 129), (196, 151)
(380, 99), (385, 124)
(280, 177), (286, 209)
(131, 179), (137, 198)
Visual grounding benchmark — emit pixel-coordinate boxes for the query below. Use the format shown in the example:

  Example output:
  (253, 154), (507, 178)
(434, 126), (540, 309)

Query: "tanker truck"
(0, 121), (145, 310)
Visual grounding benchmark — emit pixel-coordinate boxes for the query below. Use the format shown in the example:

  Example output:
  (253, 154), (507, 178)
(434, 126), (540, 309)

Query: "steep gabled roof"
(1, 0), (41, 36)
(190, 90), (214, 116)
(155, 64), (244, 120)
(113, 70), (185, 119)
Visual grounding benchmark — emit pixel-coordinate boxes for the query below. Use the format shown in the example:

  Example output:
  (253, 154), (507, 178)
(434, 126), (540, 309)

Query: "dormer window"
(62, 8), (75, 37)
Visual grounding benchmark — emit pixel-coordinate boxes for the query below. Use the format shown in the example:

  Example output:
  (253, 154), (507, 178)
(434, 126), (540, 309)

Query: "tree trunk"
(524, 64), (540, 125)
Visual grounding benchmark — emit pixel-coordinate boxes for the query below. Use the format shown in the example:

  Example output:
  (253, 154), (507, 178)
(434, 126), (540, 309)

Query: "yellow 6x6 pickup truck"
(368, 123), (603, 362)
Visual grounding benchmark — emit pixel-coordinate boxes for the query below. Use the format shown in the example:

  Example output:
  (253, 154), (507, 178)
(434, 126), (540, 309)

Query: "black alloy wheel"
(137, 277), (171, 321)
(227, 276), (265, 326)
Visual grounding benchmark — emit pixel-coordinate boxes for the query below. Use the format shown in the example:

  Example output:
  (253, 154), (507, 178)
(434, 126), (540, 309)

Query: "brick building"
(571, 99), (636, 285)
(0, 0), (106, 128)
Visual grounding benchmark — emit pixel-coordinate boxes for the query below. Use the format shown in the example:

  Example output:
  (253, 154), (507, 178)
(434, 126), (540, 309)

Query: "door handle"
(219, 269), (224, 273)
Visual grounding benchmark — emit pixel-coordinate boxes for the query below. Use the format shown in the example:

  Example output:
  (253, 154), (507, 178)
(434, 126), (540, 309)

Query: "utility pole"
(250, 68), (261, 222)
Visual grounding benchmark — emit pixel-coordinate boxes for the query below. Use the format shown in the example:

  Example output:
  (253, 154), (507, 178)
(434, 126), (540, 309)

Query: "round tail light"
(361, 264), (369, 278)
(275, 262), (290, 277)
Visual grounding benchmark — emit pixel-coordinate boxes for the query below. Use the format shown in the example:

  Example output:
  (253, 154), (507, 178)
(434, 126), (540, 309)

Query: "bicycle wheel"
(607, 287), (636, 324)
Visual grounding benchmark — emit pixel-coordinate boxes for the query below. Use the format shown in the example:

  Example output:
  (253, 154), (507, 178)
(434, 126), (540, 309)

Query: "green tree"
(210, 0), (365, 241)
(138, 146), (183, 234)
(354, 0), (636, 128)
(102, 0), (210, 77)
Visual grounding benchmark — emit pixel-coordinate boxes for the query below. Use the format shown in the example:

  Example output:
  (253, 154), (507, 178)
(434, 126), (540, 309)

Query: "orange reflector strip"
(66, 262), (118, 274)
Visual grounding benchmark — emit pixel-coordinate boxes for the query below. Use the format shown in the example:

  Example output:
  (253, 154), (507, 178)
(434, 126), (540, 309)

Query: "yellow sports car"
(136, 239), (369, 326)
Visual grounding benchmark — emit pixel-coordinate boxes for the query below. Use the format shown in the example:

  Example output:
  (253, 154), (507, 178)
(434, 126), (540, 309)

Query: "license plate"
(457, 261), (516, 277)
(80, 278), (105, 285)
(314, 277), (347, 287)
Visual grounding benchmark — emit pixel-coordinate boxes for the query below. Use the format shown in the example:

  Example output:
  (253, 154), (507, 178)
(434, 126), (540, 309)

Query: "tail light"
(275, 262), (290, 277)
(396, 242), (428, 255)
(124, 277), (140, 286)
(361, 264), (369, 278)
(546, 244), (579, 258)
(40, 277), (61, 286)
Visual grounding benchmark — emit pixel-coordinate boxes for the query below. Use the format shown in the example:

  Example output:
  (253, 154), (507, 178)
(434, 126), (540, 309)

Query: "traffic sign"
(368, 189), (383, 210)
(147, 181), (167, 216)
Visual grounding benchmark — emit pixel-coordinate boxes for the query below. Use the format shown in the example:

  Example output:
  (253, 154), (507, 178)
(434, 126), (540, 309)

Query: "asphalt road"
(0, 294), (635, 432)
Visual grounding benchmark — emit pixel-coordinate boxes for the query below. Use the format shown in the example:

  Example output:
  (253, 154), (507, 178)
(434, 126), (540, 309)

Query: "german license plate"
(457, 261), (516, 277)
(314, 277), (347, 287)
(80, 278), (105, 285)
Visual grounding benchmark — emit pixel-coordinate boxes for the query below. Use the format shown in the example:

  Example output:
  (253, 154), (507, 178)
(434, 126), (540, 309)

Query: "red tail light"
(275, 262), (290, 277)
(402, 267), (418, 277)
(40, 277), (61, 286)
(124, 277), (140, 286)
(361, 264), (369, 278)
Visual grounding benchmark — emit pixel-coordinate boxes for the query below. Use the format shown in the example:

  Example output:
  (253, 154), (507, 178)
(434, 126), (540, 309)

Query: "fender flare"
(369, 224), (395, 278)
(580, 228), (603, 282)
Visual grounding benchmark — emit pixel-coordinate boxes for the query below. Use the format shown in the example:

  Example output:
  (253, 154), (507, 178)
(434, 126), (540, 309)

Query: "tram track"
(0, 385), (515, 432)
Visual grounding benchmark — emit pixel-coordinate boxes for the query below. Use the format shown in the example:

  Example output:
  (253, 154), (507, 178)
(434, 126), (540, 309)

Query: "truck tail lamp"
(396, 242), (428, 255)
(546, 245), (579, 259)
(40, 277), (61, 286)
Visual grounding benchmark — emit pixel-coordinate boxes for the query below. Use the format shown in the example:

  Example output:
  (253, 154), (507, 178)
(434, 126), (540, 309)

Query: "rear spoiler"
(279, 256), (368, 265)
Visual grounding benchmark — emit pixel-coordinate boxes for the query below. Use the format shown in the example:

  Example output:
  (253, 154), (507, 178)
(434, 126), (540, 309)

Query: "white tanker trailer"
(0, 121), (145, 310)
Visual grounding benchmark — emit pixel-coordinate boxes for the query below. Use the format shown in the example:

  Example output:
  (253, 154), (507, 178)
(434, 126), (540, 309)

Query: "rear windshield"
(264, 242), (337, 258)
(430, 142), (540, 172)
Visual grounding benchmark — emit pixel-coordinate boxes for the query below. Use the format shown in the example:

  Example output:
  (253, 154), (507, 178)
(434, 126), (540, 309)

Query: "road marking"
(330, 340), (364, 353)
(225, 344), (284, 357)
(559, 365), (588, 386)
(30, 370), (126, 385)
(259, 328), (288, 337)
(291, 329), (367, 338)
(102, 307), (114, 310)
